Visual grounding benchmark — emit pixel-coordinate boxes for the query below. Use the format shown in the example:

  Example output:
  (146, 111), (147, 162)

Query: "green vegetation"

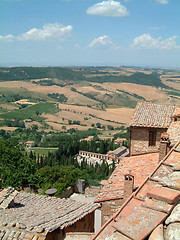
(0, 67), (171, 89)
(27, 148), (58, 156)
(35, 166), (85, 196)
(0, 136), (120, 195)
(0, 102), (57, 121)
(0, 140), (37, 188)
(117, 89), (146, 101)
(0, 67), (85, 81)
(86, 72), (170, 89)
(48, 93), (68, 103)
(167, 90), (180, 97)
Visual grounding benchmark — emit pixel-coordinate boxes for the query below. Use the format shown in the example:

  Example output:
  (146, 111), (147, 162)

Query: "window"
(149, 130), (156, 146)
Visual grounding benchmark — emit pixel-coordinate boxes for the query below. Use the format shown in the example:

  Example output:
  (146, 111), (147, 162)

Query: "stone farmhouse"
(92, 102), (180, 240)
(129, 102), (175, 156)
(0, 187), (99, 240)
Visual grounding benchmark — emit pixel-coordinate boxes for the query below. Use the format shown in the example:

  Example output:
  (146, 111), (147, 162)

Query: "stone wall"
(101, 199), (124, 226)
(130, 127), (165, 156)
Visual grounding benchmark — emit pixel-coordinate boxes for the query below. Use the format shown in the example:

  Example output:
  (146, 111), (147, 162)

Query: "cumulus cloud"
(132, 33), (179, 50)
(86, 0), (129, 17)
(0, 23), (73, 41)
(156, 0), (168, 4)
(18, 23), (72, 41)
(88, 35), (113, 48)
(0, 34), (14, 41)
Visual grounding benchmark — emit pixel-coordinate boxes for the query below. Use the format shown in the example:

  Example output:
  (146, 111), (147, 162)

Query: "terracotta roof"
(0, 189), (99, 239)
(0, 227), (46, 240)
(95, 153), (159, 202)
(0, 187), (18, 209)
(92, 141), (180, 240)
(130, 102), (175, 128)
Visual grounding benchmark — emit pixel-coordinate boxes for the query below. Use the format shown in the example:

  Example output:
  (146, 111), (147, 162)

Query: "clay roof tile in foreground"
(0, 189), (99, 239)
(95, 153), (159, 202)
(130, 102), (175, 128)
(92, 141), (180, 240)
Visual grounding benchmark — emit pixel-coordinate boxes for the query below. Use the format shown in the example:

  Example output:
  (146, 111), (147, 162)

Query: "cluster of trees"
(0, 140), (37, 188)
(5, 119), (25, 128)
(86, 72), (170, 89)
(47, 93), (68, 103)
(0, 94), (24, 103)
(0, 67), (85, 81)
(0, 139), (116, 196)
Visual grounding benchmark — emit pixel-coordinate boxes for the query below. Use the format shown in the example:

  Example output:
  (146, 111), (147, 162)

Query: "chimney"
(123, 172), (134, 200)
(159, 132), (170, 162)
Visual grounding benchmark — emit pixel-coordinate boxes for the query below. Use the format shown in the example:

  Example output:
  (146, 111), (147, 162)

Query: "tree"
(68, 120), (72, 125)
(0, 140), (38, 188)
(107, 125), (114, 130)
(96, 122), (101, 128)
(36, 110), (40, 116)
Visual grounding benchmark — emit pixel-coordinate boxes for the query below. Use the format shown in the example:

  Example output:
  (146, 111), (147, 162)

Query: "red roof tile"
(95, 153), (159, 202)
(92, 142), (180, 240)
(130, 102), (175, 128)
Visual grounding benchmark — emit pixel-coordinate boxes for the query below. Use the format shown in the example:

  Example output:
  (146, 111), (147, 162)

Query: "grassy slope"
(0, 102), (57, 120)
(0, 67), (179, 132)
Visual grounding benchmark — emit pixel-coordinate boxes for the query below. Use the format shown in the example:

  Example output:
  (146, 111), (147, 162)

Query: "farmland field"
(0, 66), (179, 135)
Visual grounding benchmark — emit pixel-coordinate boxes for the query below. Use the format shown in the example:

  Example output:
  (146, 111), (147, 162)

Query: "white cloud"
(18, 23), (72, 41)
(132, 33), (179, 50)
(156, 0), (168, 4)
(86, 0), (129, 17)
(0, 34), (14, 41)
(0, 23), (73, 41)
(88, 35), (112, 48)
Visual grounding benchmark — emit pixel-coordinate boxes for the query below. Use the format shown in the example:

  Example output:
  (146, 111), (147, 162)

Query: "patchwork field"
(0, 66), (179, 134)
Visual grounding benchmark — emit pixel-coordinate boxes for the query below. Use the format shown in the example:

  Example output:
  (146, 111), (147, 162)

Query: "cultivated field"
(0, 66), (179, 134)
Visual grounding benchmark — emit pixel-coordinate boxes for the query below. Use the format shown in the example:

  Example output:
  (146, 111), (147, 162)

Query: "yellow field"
(42, 104), (134, 131)
(0, 72), (179, 132)
(102, 82), (167, 102)
(0, 127), (17, 131)
(0, 81), (98, 106)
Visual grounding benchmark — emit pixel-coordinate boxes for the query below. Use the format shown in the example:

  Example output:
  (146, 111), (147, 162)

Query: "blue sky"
(0, 0), (180, 67)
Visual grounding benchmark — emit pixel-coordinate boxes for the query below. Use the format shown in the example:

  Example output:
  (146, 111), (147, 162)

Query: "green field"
(27, 147), (58, 156)
(0, 102), (58, 120)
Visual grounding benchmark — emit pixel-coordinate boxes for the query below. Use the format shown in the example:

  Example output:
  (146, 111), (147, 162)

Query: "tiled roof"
(108, 146), (127, 155)
(95, 153), (159, 202)
(0, 187), (18, 209)
(130, 102), (175, 128)
(0, 189), (99, 239)
(0, 227), (46, 240)
(92, 142), (180, 240)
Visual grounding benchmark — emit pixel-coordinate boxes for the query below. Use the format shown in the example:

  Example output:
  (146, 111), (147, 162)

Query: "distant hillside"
(86, 72), (169, 89)
(0, 67), (85, 81)
(0, 67), (170, 89)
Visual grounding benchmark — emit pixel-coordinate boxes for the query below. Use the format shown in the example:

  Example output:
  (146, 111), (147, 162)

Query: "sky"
(0, 0), (180, 67)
